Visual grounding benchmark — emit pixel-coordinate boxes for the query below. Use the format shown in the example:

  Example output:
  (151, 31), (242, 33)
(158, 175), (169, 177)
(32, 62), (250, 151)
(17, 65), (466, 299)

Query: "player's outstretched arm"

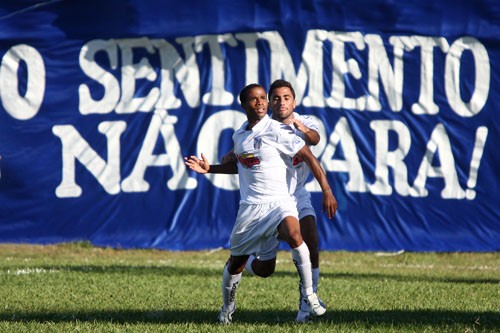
(184, 153), (238, 174)
(296, 146), (338, 219)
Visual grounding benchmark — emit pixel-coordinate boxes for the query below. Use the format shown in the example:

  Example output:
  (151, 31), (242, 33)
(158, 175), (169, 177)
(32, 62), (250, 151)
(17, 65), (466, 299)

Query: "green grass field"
(0, 242), (498, 332)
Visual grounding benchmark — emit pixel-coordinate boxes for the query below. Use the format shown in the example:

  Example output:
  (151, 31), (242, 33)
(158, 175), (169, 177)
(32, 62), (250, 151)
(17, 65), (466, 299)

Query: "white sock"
(222, 264), (241, 311)
(245, 255), (256, 276)
(291, 242), (314, 296)
(312, 267), (320, 293)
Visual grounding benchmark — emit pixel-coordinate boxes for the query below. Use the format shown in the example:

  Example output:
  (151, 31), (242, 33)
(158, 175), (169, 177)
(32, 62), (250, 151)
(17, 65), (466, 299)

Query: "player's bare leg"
(296, 215), (325, 322)
(278, 216), (326, 319)
(218, 255), (248, 324)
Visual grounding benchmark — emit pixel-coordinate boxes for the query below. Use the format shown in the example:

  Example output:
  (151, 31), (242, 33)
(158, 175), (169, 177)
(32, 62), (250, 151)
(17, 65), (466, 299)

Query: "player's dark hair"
(268, 79), (296, 100)
(239, 83), (265, 104)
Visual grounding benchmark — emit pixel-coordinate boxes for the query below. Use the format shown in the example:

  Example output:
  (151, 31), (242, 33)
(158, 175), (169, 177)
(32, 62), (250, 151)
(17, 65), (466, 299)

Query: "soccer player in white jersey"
(184, 83), (337, 324)
(221, 80), (330, 323)
(268, 79), (326, 322)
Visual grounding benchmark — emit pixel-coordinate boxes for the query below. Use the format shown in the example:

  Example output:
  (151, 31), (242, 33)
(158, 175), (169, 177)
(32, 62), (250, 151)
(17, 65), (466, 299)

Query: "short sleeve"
(298, 114), (319, 132)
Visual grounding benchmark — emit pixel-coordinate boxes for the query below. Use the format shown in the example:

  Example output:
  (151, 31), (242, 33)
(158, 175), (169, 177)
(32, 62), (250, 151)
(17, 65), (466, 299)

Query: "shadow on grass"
(4, 264), (497, 284)
(317, 271), (500, 285)
(0, 309), (499, 328)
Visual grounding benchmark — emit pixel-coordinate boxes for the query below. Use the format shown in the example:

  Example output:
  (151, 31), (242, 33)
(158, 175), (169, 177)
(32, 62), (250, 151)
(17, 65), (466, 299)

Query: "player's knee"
(227, 257), (247, 274)
(254, 261), (275, 277)
(287, 230), (303, 248)
(257, 266), (275, 278)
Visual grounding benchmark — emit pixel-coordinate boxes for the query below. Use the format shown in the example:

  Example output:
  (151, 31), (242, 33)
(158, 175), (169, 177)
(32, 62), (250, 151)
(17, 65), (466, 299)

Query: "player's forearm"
(297, 146), (330, 191)
(208, 163), (238, 174)
(310, 165), (331, 193)
(305, 156), (331, 192)
(302, 129), (320, 146)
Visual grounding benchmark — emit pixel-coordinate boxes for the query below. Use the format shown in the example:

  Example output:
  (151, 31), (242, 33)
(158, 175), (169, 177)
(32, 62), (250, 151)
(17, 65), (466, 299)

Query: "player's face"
(269, 87), (296, 123)
(243, 87), (268, 121)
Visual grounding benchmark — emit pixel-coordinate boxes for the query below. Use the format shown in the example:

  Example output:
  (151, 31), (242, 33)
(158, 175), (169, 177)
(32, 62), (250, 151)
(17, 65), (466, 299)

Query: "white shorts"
(230, 198), (298, 260)
(295, 188), (316, 221)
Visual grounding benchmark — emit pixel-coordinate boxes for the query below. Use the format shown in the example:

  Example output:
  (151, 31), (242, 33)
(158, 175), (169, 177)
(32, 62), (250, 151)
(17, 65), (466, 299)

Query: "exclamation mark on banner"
(465, 126), (488, 200)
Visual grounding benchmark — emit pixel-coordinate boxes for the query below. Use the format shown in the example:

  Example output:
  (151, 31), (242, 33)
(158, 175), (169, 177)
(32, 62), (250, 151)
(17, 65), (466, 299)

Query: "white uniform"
(230, 115), (305, 260)
(291, 113), (320, 220)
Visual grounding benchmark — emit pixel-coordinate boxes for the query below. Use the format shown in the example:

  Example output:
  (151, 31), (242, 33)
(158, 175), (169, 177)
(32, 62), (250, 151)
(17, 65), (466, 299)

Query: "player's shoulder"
(264, 118), (296, 140)
(268, 117), (290, 130)
(294, 112), (312, 122)
(294, 112), (319, 129)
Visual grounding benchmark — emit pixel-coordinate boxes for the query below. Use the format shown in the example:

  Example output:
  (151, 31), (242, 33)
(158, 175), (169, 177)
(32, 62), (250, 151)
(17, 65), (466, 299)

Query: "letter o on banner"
(0, 44), (46, 120)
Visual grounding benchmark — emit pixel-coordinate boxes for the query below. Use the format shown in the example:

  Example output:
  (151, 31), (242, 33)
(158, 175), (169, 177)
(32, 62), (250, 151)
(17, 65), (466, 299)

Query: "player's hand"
(289, 118), (308, 134)
(184, 153), (210, 174)
(322, 189), (338, 219)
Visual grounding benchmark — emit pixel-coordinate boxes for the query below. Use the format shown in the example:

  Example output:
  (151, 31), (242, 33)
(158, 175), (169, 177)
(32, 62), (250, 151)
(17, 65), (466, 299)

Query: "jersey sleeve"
(298, 114), (320, 132)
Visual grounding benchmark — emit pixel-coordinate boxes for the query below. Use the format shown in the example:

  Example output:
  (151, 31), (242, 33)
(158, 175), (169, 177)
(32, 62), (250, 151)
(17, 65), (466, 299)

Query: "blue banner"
(0, 0), (498, 251)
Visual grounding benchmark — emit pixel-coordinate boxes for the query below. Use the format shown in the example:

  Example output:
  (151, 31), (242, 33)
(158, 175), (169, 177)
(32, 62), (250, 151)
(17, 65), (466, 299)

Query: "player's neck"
(273, 114), (294, 125)
(246, 112), (268, 130)
(246, 118), (261, 130)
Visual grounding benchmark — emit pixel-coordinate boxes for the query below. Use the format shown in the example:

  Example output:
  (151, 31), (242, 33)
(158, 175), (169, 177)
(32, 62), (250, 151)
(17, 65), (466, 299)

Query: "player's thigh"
(277, 215), (302, 246)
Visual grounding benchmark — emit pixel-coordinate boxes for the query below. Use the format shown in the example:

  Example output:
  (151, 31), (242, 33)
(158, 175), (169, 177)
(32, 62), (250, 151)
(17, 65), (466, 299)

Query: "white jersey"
(291, 113), (320, 193)
(232, 115), (305, 204)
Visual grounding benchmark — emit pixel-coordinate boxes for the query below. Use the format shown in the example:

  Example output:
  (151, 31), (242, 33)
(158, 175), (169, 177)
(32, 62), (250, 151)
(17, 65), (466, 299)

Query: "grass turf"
(0, 242), (498, 332)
